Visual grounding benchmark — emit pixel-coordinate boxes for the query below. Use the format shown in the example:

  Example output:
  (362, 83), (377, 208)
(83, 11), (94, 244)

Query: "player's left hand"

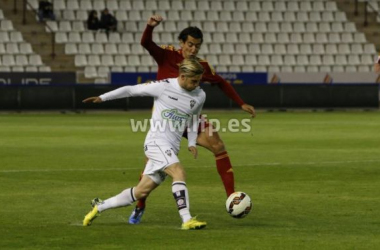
(241, 104), (256, 118)
(82, 97), (103, 103)
(188, 146), (198, 159)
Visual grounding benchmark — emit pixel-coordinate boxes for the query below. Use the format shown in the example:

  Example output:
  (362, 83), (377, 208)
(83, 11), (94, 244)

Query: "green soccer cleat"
(83, 198), (103, 226)
(181, 217), (207, 230)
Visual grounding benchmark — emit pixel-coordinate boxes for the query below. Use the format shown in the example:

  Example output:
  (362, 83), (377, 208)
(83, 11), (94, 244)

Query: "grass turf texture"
(0, 111), (379, 249)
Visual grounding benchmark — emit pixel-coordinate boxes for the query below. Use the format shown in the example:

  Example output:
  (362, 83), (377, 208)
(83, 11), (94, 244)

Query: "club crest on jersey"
(190, 100), (196, 109)
(165, 149), (172, 157)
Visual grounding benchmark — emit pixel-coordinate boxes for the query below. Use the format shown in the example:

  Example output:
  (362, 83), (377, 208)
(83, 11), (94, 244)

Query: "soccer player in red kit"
(129, 15), (256, 224)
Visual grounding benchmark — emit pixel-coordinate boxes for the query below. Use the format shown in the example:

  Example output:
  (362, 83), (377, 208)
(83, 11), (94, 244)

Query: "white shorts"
(143, 141), (179, 185)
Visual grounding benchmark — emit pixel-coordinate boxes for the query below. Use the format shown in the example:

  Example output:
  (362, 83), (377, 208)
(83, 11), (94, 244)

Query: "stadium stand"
(0, 0), (380, 82)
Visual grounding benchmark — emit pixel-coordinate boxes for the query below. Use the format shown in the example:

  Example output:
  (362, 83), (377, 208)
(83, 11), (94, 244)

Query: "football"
(226, 192), (252, 218)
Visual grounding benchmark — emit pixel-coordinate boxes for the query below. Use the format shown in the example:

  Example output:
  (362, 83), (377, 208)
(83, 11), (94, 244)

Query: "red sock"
(215, 151), (235, 197)
(136, 171), (146, 209)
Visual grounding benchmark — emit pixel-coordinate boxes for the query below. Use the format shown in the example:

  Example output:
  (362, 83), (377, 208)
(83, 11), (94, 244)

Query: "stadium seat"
(332, 66), (345, 72)
(300, 44), (312, 55)
(93, 0), (105, 10)
(241, 65), (254, 72)
(274, 44), (286, 54)
(309, 55), (322, 66)
(29, 55), (43, 65)
(10, 31), (23, 42)
(106, 0), (119, 10)
(128, 55), (141, 66)
(1, 20), (14, 31)
(262, 44), (274, 54)
(98, 66), (110, 78)
(25, 66), (38, 72)
(235, 44), (248, 54)
(19, 43), (33, 54)
(105, 44), (118, 54)
(119, 0), (132, 10)
(91, 44), (104, 54)
(68, 32), (81, 43)
(171, 0), (184, 10)
(245, 55), (257, 65)
(114, 55), (128, 66)
(257, 55), (270, 66)
(53, 0), (66, 10)
(110, 66), (123, 72)
(319, 66), (331, 72)
(65, 43), (78, 54)
(6, 43), (19, 54)
(218, 55), (232, 65)
(84, 66), (97, 78)
(16, 55), (29, 66)
(245, 11), (258, 22)
(326, 44), (338, 54)
(63, 10), (76, 20)
(229, 22), (241, 33)
(281, 66), (293, 72)
(335, 55), (348, 65)
(322, 55), (335, 66)
(232, 55), (245, 65)
(12, 66), (24, 72)
(270, 55), (283, 66)
(0, 31), (10, 42)
(75, 55), (87, 66)
(338, 44), (350, 54)
(101, 55), (114, 66)
(118, 44), (130, 54)
(296, 55), (309, 65)
(209, 44), (222, 54)
(141, 55), (154, 66)
(79, 0), (92, 10)
(108, 33), (121, 43)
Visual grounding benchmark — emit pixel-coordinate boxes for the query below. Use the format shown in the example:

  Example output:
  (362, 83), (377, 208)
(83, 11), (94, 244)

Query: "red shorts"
(182, 114), (210, 139)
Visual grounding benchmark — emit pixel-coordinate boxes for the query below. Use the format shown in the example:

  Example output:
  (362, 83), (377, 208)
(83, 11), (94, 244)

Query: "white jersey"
(100, 78), (206, 153)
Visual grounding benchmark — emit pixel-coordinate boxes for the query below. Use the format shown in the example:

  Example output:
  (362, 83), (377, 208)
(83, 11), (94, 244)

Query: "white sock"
(97, 187), (136, 213)
(172, 181), (192, 223)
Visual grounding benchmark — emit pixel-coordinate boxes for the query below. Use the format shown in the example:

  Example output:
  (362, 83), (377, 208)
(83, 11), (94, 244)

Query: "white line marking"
(1, 160), (379, 173)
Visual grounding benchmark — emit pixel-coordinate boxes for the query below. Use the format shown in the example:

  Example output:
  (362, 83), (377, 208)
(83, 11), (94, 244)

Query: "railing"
(12, 0), (56, 59)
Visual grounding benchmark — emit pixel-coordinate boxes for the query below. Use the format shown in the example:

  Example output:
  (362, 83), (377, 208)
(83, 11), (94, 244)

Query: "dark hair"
(178, 27), (203, 43)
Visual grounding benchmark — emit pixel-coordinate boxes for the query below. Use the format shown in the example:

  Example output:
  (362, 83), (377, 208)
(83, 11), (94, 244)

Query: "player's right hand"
(148, 15), (163, 27)
(82, 97), (102, 103)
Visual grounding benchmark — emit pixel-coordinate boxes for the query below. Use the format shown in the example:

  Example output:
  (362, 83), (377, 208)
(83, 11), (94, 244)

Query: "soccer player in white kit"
(82, 58), (207, 230)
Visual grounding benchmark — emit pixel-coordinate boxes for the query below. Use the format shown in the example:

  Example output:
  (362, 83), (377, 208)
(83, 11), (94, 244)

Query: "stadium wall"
(0, 84), (378, 110)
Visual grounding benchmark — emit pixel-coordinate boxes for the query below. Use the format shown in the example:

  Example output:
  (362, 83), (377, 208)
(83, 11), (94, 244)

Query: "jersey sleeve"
(99, 80), (167, 101)
(141, 25), (165, 65)
(187, 92), (206, 148)
(201, 61), (245, 106)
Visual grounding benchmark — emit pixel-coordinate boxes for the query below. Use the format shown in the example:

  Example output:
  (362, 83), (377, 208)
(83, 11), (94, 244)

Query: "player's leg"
(129, 158), (148, 224)
(164, 162), (206, 230)
(83, 176), (158, 226)
(196, 125), (235, 197)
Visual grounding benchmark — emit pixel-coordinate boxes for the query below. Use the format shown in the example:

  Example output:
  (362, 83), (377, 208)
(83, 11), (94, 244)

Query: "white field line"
(1, 159), (380, 173)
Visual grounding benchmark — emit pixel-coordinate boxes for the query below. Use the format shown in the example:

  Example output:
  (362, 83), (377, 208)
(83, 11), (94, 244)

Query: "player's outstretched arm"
(188, 146), (198, 159)
(83, 97), (102, 103)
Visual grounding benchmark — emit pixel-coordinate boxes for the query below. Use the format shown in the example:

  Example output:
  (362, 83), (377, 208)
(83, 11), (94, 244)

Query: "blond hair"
(178, 58), (204, 77)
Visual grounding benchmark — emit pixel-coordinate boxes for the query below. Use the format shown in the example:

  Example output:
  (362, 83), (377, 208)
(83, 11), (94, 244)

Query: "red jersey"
(141, 25), (245, 106)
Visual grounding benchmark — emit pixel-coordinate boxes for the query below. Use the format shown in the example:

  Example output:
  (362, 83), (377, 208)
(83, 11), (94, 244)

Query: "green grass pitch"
(0, 110), (379, 249)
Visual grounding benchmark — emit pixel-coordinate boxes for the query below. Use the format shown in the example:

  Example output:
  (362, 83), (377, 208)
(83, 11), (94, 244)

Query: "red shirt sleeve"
(141, 25), (165, 65)
(201, 62), (245, 106)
